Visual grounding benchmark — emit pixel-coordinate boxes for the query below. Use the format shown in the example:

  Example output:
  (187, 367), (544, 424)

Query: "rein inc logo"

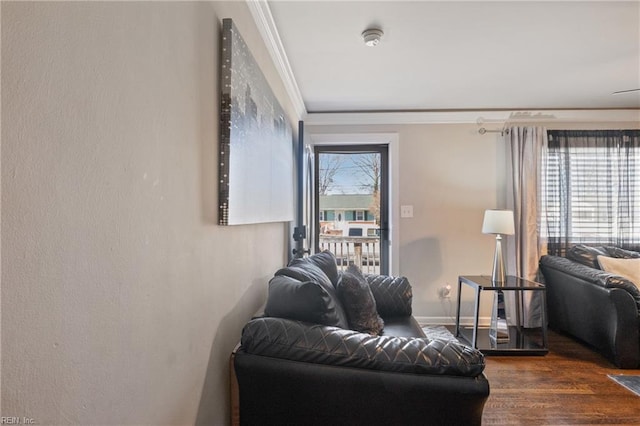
(1, 418), (35, 425)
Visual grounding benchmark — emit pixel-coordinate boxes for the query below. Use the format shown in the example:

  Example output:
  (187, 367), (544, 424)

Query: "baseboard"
(415, 316), (492, 327)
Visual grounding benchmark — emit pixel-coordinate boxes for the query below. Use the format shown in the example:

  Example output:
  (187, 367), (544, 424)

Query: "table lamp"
(482, 209), (515, 285)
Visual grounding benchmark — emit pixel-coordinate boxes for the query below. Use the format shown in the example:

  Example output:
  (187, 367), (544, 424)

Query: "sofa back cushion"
(336, 265), (384, 335)
(240, 317), (485, 377)
(604, 246), (640, 260)
(273, 262), (349, 328)
(566, 245), (609, 269)
(365, 274), (413, 318)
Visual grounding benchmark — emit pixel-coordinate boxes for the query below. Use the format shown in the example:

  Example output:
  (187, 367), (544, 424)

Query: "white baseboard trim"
(415, 316), (492, 327)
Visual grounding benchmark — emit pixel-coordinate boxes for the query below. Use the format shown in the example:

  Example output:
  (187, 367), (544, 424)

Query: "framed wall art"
(219, 18), (294, 226)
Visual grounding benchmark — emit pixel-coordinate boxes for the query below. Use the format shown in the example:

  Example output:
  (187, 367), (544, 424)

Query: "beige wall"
(2, 2), (638, 423)
(307, 121), (640, 322)
(2, 2), (298, 425)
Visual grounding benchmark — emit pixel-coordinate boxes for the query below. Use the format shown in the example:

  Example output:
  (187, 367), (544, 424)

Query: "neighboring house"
(319, 194), (378, 236)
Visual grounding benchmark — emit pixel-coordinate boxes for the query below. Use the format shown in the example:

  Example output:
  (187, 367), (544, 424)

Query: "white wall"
(307, 121), (640, 324)
(2, 2), (298, 425)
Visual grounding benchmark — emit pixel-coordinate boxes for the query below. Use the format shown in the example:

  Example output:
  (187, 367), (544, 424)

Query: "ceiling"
(265, 0), (640, 114)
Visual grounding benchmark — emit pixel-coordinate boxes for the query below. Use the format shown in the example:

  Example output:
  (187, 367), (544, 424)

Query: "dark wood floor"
(481, 330), (640, 425)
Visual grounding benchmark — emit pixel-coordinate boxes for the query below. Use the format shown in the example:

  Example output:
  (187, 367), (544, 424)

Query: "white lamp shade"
(482, 209), (515, 235)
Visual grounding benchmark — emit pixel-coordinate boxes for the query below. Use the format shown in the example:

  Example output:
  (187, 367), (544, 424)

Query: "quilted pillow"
(566, 245), (608, 269)
(597, 256), (640, 289)
(265, 275), (345, 327)
(336, 265), (384, 335)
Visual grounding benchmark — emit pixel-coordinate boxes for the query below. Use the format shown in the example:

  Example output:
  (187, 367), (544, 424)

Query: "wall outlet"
(438, 284), (452, 299)
(400, 205), (414, 218)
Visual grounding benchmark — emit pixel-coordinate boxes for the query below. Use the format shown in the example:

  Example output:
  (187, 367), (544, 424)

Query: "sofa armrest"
(540, 256), (640, 368)
(365, 274), (412, 318)
(240, 317), (485, 377)
(540, 255), (640, 309)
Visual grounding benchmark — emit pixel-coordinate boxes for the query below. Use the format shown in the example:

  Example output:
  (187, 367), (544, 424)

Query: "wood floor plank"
(481, 330), (640, 425)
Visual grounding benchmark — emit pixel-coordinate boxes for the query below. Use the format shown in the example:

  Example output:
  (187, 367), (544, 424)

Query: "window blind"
(542, 130), (640, 254)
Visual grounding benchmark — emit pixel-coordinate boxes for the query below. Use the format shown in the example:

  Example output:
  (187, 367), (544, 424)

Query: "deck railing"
(319, 235), (380, 275)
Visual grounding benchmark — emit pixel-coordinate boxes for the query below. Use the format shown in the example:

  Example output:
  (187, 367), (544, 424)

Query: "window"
(319, 210), (326, 221)
(355, 210), (365, 221)
(541, 130), (640, 255)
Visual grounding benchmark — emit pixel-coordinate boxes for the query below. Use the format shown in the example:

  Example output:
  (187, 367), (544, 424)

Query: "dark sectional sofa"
(539, 245), (640, 368)
(231, 251), (490, 426)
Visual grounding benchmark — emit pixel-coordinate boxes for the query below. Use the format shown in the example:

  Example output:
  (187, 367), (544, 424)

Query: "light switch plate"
(400, 205), (414, 218)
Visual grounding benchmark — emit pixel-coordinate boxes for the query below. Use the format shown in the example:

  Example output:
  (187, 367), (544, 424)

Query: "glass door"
(314, 145), (389, 275)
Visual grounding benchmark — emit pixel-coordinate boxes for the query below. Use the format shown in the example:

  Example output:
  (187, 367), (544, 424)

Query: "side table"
(455, 275), (548, 355)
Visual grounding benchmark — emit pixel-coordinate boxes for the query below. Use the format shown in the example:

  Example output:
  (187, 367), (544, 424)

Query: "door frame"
(308, 133), (400, 276)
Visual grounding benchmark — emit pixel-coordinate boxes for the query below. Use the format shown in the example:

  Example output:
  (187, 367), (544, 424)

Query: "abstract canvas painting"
(219, 18), (294, 225)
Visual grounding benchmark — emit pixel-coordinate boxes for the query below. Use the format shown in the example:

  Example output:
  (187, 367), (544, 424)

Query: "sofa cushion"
(381, 317), (426, 338)
(336, 265), (384, 335)
(597, 256), (640, 288)
(365, 274), (413, 318)
(289, 251), (340, 287)
(275, 262), (349, 328)
(265, 275), (346, 327)
(605, 246), (640, 260)
(241, 317), (485, 377)
(566, 245), (609, 269)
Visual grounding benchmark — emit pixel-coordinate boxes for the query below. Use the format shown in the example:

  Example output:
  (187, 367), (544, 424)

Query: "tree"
(353, 153), (381, 225)
(318, 154), (343, 195)
(369, 189), (381, 226)
(353, 153), (380, 193)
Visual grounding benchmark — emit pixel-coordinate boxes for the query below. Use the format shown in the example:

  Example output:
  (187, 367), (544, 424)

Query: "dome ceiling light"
(362, 28), (384, 47)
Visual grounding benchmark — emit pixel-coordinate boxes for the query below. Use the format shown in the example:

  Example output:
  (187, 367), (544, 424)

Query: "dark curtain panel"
(544, 130), (640, 256)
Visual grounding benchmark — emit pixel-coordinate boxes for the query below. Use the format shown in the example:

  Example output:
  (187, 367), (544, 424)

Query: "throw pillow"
(597, 256), (640, 289)
(275, 262), (333, 289)
(275, 262), (349, 328)
(264, 275), (344, 327)
(336, 265), (384, 335)
(288, 251), (340, 287)
(566, 245), (609, 269)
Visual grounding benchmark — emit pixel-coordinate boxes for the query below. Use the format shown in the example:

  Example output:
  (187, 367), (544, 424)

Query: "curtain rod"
(478, 127), (510, 135)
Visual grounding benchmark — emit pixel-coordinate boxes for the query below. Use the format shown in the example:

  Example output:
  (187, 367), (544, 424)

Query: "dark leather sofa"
(539, 245), (640, 368)
(231, 252), (490, 426)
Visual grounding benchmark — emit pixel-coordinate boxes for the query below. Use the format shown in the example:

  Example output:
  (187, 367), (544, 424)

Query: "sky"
(319, 153), (379, 195)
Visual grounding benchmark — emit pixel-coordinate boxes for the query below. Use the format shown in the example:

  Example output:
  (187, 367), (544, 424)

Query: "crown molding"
(304, 109), (640, 126)
(247, 0), (307, 120)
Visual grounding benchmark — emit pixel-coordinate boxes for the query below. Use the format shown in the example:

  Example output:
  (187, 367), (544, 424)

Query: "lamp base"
(491, 234), (506, 286)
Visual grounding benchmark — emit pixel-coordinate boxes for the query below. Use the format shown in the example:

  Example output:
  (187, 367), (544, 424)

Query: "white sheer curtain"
(504, 126), (548, 327)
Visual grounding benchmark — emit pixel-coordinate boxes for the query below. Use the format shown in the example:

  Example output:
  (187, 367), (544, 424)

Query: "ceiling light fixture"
(362, 28), (383, 47)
